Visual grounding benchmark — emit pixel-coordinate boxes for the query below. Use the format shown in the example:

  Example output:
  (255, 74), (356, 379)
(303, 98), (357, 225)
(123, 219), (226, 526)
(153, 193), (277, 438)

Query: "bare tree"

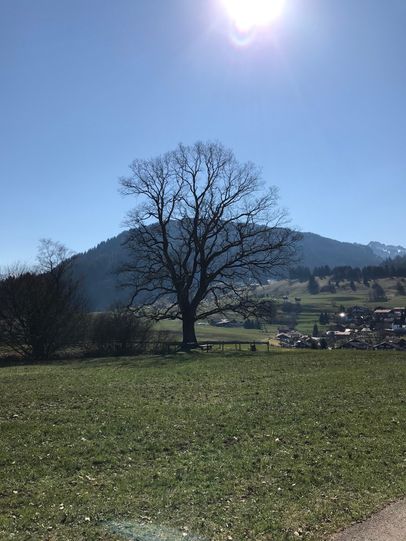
(89, 305), (153, 356)
(0, 240), (85, 360)
(119, 141), (299, 348)
(37, 238), (73, 273)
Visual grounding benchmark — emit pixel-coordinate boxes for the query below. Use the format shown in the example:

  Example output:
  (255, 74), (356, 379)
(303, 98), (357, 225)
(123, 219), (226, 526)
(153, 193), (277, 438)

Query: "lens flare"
(223, 0), (285, 32)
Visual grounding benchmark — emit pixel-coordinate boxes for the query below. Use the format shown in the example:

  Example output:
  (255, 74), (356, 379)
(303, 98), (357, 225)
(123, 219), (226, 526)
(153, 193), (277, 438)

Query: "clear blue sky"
(1, 0), (405, 266)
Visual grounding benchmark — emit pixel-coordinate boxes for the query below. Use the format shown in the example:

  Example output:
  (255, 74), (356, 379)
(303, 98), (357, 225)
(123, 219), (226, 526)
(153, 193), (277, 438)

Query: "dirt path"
(331, 499), (406, 541)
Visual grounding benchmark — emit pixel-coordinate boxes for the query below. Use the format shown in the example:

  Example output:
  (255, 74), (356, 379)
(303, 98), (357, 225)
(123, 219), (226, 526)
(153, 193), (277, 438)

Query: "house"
(213, 319), (239, 328)
(373, 342), (399, 351)
(276, 331), (303, 347)
(349, 306), (371, 317)
(326, 330), (352, 338)
(336, 311), (349, 323)
(294, 339), (311, 349)
(396, 338), (406, 350)
(373, 308), (397, 332)
(393, 307), (406, 318)
(392, 307), (406, 328)
(340, 339), (371, 350)
(276, 333), (292, 344)
(373, 308), (395, 322)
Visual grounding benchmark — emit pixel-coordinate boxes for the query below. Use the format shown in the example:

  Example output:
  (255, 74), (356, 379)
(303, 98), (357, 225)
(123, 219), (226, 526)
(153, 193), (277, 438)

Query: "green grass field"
(155, 319), (271, 343)
(1, 351), (406, 541)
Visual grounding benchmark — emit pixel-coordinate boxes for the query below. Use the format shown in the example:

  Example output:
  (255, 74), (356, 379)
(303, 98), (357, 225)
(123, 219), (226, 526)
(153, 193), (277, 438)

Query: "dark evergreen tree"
(350, 280), (357, 291)
(396, 281), (406, 296)
(319, 312), (330, 325)
(369, 282), (387, 302)
(308, 275), (320, 295)
(319, 338), (328, 349)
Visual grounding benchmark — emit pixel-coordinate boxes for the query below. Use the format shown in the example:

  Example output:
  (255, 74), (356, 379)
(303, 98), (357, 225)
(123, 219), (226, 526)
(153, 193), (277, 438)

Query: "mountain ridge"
(368, 241), (406, 260)
(72, 230), (401, 310)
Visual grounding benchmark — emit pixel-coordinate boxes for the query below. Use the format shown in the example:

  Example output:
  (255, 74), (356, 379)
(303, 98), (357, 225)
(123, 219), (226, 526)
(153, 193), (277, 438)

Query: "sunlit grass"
(155, 319), (270, 342)
(1, 351), (405, 540)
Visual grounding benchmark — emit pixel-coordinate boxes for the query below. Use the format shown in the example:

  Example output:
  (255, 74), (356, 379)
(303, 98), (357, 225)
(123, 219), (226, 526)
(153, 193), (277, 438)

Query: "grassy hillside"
(259, 277), (406, 335)
(1, 351), (405, 540)
(156, 277), (406, 339)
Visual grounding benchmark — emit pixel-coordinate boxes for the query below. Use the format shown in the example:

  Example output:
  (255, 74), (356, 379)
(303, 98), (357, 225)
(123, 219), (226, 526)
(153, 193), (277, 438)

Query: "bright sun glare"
(223, 0), (286, 32)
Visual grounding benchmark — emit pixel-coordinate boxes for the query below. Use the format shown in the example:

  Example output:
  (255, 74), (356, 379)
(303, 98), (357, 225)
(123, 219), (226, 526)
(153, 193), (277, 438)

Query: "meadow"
(1, 350), (405, 540)
(155, 319), (269, 343)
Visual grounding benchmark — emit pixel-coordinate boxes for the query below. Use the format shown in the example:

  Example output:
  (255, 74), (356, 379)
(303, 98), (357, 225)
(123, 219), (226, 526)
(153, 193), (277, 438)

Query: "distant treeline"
(289, 256), (406, 283)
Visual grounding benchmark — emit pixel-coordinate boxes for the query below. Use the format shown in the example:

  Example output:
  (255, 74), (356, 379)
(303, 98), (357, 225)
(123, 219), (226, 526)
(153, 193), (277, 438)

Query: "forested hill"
(72, 232), (131, 311)
(72, 230), (387, 310)
(299, 233), (380, 270)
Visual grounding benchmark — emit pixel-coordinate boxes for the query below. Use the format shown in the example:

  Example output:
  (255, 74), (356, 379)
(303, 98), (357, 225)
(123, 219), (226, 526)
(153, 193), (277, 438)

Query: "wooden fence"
(100, 340), (272, 354)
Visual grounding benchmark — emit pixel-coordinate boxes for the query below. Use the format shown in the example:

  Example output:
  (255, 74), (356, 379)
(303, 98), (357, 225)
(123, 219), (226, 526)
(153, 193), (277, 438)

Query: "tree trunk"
(32, 339), (47, 361)
(181, 312), (198, 350)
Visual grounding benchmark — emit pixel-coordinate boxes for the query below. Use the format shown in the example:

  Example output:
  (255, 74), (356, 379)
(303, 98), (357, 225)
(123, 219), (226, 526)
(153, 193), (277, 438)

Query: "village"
(276, 305), (406, 350)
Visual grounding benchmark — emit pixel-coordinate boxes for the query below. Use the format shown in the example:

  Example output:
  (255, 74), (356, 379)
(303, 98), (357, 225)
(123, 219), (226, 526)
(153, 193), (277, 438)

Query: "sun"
(222, 0), (286, 32)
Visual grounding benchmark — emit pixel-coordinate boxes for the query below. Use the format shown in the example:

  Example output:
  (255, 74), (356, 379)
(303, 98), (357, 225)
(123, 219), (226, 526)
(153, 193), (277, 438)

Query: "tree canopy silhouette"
(119, 141), (298, 348)
(0, 240), (85, 360)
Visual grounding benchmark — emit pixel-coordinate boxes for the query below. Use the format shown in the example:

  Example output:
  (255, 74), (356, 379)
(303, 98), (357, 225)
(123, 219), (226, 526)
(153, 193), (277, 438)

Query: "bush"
(88, 308), (153, 356)
(368, 282), (387, 302)
(243, 319), (261, 329)
(396, 281), (406, 296)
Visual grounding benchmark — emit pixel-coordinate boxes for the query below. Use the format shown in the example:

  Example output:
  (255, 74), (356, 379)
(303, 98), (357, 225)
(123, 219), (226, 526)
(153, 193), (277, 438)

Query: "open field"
(155, 319), (272, 343)
(1, 351), (406, 540)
